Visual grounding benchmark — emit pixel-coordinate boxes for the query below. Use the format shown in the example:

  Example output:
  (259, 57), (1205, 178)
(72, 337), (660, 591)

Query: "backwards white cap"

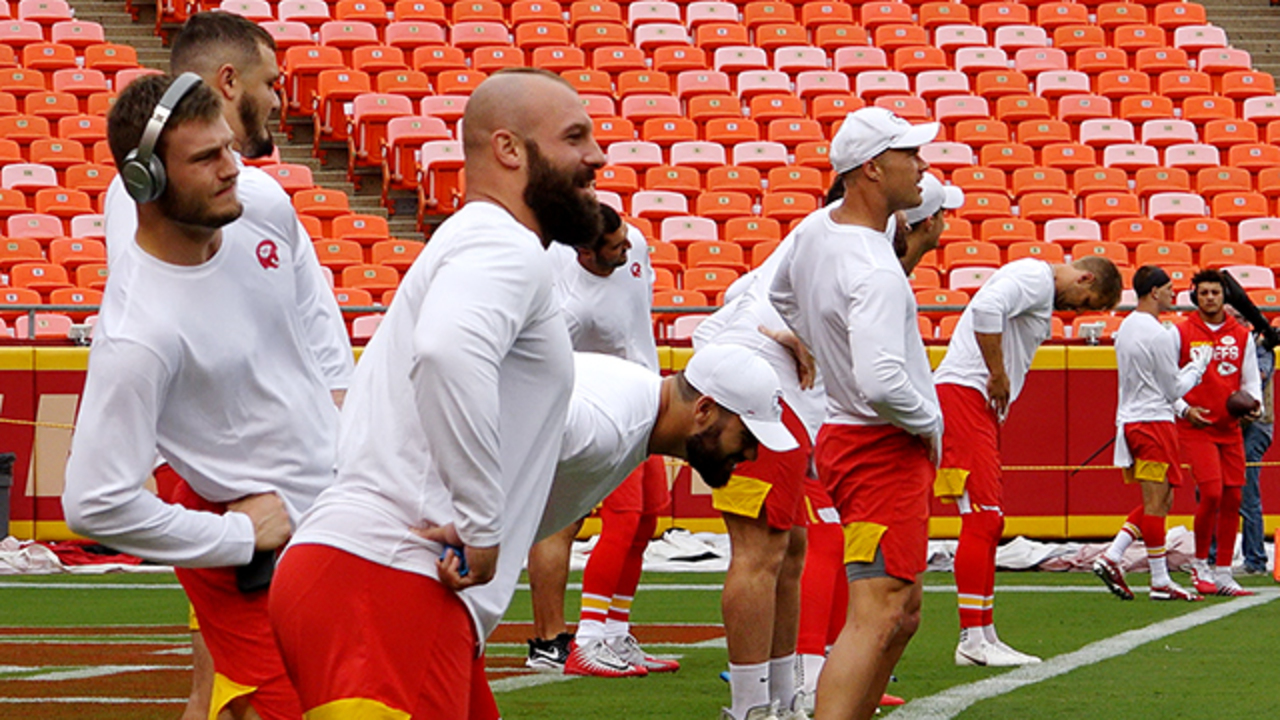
(684, 344), (799, 453)
(829, 107), (939, 176)
(903, 174), (965, 226)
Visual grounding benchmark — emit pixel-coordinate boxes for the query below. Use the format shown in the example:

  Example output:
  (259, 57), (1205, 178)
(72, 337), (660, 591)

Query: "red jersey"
(1176, 312), (1249, 441)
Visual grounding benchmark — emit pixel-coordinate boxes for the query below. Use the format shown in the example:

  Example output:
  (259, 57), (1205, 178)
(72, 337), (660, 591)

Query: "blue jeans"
(1241, 422), (1273, 570)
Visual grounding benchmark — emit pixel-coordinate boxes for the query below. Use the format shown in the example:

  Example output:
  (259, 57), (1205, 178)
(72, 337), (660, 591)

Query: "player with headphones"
(65, 72), (345, 720)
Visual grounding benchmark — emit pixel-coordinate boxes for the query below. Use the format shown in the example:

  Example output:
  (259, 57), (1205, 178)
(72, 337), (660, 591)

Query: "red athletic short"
(1178, 428), (1246, 489)
(802, 477), (840, 527)
(601, 454), (670, 514)
(1122, 421), (1185, 488)
(160, 468), (303, 720)
(935, 383), (1002, 509)
(269, 543), (500, 720)
(815, 423), (932, 582)
(714, 402), (811, 530)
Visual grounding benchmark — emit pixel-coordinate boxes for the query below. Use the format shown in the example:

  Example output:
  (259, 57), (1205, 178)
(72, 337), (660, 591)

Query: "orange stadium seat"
(342, 264), (400, 295)
(1072, 240), (1130, 267)
(313, 237), (366, 270)
(1134, 167), (1192, 198)
(47, 287), (100, 322)
(370, 240), (423, 271)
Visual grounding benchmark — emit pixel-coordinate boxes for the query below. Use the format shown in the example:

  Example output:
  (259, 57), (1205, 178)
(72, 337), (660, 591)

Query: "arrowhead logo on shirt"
(256, 240), (280, 270)
(631, 262), (642, 278)
(1218, 361), (1239, 377)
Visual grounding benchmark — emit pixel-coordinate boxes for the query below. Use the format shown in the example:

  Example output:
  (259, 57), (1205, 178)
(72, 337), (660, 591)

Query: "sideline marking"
(890, 590), (1279, 720)
(0, 664), (189, 682)
(490, 673), (577, 693)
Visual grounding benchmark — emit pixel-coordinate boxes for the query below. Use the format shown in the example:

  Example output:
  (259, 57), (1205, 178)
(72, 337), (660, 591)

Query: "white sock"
(959, 626), (983, 649)
(1149, 555), (1171, 587)
(575, 618), (606, 643)
(1104, 530), (1136, 564)
(603, 617), (629, 640)
(1215, 566), (1235, 585)
(981, 624), (1000, 645)
(799, 653), (825, 694)
(729, 661), (770, 718)
(768, 654), (796, 710)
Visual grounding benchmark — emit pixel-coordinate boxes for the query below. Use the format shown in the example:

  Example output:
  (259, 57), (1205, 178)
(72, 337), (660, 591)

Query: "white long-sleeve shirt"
(534, 352), (661, 540)
(550, 224), (658, 370)
(62, 216), (343, 568)
(769, 206), (941, 440)
(1113, 311), (1207, 465)
(693, 232), (826, 442)
(103, 162), (354, 390)
(1116, 312), (1207, 425)
(289, 201), (573, 641)
(933, 259), (1054, 405)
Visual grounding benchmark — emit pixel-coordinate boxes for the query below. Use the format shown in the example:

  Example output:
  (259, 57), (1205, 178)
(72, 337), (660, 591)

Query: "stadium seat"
(293, 188), (351, 236)
(1072, 240), (1130, 267)
(11, 261), (72, 295)
(631, 190), (689, 220)
(370, 240), (423, 271)
(47, 237), (104, 269)
(1195, 167), (1251, 198)
(1240, 218), (1280, 247)
(981, 217), (1036, 246)
(1213, 192), (1269, 223)
(1148, 192), (1208, 223)
(0, 287), (43, 323)
(1118, 95), (1175, 124)
(915, 288), (969, 321)
(0, 237), (42, 271)
(696, 191), (753, 224)
(1008, 240), (1066, 263)
(705, 165), (762, 196)
(1228, 144), (1280, 173)
(686, 240), (747, 272)
(1199, 241), (1256, 270)
(1057, 94), (1113, 124)
(1044, 218), (1102, 244)
(1173, 217), (1231, 247)
(645, 165), (700, 197)
(1164, 143), (1221, 172)
(341, 264), (400, 295)
(1134, 47), (1190, 74)
(1073, 166), (1128, 197)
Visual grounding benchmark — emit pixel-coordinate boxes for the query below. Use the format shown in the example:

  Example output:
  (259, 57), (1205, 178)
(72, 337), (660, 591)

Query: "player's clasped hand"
(1185, 406), (1212, 429)
(411, 522), (499, 590)
(228, 492), (293, 551)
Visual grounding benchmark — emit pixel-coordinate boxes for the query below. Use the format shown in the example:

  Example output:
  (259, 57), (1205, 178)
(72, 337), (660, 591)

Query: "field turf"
(1, 570), (1277, 719)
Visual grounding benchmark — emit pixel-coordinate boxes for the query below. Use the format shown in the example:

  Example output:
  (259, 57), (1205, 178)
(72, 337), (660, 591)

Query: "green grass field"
(2, 570), (1278, 719)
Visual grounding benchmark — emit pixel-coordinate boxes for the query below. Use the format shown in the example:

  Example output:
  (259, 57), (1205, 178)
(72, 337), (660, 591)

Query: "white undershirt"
(62, 219), (342, 568)
(693, 232), (826, 442)
(933, 258), (1054, 405)
(102, 161), (353, 390)
(535, 353), (662, 540)
(550, 224), (658, 370)
(289, 202), (574, 643)
(1113, 311), (1207, 465)
(769, 206), (941, 442)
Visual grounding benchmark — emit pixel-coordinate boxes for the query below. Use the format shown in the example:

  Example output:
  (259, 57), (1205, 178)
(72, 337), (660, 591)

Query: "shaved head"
(460, 68), (605, 248)
(462, 68), (577, 157)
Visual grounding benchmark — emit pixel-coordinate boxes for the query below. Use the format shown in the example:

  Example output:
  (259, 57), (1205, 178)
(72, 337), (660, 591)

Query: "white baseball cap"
(903, 174), (965, 226)
(684, 344), (799, 453)
(829, 107), (939, 175)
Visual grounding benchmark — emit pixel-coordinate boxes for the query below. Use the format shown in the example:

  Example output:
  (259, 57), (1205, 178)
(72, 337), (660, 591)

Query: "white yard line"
(489, 672), (579, 693)
(889, 589), (1280, 720)
(0, 664), (190, 682)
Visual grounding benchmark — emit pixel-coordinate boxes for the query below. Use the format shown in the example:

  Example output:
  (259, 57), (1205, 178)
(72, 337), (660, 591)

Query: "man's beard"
(238, 94), (275, 159)
(524, 139), (601, 248)
(685, 424), (736, 489)
(158, 183), (243, 230)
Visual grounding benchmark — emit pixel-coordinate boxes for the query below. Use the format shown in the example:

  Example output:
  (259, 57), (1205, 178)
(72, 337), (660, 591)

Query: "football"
(1226, 390), (1261, 418)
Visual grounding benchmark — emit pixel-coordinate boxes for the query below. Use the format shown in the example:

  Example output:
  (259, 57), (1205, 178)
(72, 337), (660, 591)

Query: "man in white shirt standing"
(1094, 266), (1210, 601)
(98, 15), (354, 719)
(268, 68), (605, 720)
(934, 256), (1121, 667)
(769, 107), (942, 720)
(525, 204), (676, 677)
(64, 73), (338, 720)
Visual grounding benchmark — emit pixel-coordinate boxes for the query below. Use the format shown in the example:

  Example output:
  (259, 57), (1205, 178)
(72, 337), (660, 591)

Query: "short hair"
(675, 371), (701, 402)
(170, 11), (275, 76)
(1191, 268), (1225, 291)
(1074, 255), (1123, 310)
(107, 73), (225, 170)
(1131, 265), (1166, 298)
(585, 204), (623, 251)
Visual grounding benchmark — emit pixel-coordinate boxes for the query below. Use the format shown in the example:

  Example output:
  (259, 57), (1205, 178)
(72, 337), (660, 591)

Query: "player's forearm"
(975, 332), (1006, 382)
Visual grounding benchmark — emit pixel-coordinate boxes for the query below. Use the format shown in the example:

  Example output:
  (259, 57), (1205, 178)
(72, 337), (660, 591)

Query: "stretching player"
(770, 107), (942, 720)
(1176, 270), (1262, 596)
(1094, 266), (1211, 601)
(935, 253), (1120, 667)
(527, 204), (675, 677)
(793, 174), (960, 713)
(269, 69), (604, 719)
(99, 16), (353, 719)
(64, 73), (345, 720)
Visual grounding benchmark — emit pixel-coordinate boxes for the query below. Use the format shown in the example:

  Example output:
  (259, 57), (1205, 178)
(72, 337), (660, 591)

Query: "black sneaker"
(526, 632), (574, 670)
